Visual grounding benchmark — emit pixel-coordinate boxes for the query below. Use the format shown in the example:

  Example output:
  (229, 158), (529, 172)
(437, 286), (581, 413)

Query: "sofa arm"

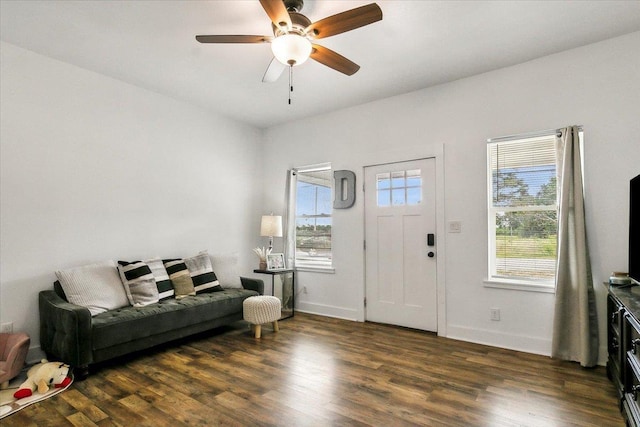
(39, 290), (93, 368)
(240, 277), (264, 295)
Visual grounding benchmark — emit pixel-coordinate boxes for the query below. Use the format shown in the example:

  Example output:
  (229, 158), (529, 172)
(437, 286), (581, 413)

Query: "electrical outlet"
(490, 309), (500, 321)
(0, 322), (13, 333)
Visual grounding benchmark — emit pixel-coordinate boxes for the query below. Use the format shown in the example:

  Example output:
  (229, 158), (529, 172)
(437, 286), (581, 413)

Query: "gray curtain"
(283, 169), (297, 270)
(280, 169), (297, 309)
(551, 126), (599, 367)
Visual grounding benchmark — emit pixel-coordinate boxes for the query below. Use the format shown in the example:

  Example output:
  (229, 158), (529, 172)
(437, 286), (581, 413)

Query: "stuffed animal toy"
(13, 359), (71, 399)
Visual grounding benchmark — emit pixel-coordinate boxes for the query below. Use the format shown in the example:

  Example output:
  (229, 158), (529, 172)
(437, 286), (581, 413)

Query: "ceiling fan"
(195, 0), (383, 83)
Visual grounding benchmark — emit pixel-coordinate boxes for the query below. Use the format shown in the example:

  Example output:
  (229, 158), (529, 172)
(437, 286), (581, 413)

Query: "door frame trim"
(360, 143), (446, 337)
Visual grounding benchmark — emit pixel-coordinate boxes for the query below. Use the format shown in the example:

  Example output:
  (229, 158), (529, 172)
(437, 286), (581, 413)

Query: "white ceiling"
(2, 0), (640, 129)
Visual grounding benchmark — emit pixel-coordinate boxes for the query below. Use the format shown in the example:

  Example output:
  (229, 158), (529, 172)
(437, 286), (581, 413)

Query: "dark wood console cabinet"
(607, 284), (640, 426)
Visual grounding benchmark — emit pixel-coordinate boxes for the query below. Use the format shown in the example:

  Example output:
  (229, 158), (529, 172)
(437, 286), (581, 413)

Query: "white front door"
(364, 158), (437, 331)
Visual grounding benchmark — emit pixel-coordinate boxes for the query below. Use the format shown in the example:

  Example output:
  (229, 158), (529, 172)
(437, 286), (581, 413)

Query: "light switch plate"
(448, 221), (462, 233)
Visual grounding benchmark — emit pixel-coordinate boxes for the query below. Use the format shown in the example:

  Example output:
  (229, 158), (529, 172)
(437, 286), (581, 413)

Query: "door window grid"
(376, 169), (422, 207)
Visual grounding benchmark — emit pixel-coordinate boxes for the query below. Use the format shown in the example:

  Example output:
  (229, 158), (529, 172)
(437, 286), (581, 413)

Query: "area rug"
(0, 369), (74, 419)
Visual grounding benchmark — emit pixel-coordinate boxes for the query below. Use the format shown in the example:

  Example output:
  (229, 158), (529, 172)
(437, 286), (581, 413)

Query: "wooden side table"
(253, 269), (295, 319)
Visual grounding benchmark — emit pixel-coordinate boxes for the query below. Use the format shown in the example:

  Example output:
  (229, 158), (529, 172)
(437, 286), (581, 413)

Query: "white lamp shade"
(260, 215), (283, 237)
(271, 34), (312, 66)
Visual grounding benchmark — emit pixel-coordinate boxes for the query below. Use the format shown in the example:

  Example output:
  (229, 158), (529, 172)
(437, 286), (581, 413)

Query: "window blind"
(489, 136), (557, 207)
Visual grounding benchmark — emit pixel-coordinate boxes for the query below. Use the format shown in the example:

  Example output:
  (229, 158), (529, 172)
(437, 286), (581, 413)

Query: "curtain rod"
(293, 162), (331, 173)
(487, 125), (583, 144)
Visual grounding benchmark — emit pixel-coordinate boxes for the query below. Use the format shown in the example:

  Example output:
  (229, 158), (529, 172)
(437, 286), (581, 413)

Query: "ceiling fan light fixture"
(271, 33), (312, 66)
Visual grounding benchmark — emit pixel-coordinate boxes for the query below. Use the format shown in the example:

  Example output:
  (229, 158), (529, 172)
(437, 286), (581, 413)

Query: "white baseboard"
(295, 301), (359, 321)
(447, 325), (608, 366)
(446, 324), (552, 357)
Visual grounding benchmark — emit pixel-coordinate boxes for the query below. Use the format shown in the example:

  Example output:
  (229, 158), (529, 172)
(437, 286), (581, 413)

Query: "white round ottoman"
(243, 296), (281, 338)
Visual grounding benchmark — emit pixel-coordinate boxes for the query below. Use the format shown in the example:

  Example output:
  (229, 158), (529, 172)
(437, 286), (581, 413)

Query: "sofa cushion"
(55, 260), (130, 316)
(91, 289), (257, 350)
(163, 259), (196, 299)
(185, 251), (222, 294)
(117, 261), (159, 307)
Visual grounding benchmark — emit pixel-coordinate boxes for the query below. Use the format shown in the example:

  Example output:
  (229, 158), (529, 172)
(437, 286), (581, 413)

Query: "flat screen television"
(631, 174), (640, 285)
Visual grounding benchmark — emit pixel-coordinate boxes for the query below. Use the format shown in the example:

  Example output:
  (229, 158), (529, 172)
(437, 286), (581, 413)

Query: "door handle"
(427, 233), (435, 247)
(428, 252), (435, 258)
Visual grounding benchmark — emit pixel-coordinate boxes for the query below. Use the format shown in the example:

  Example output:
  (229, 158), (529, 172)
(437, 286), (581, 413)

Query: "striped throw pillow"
(144, 258), (174, 300)
(117, 261), (159, 307)
(163, 259), (196, 299)
(185, 251), (223, 294)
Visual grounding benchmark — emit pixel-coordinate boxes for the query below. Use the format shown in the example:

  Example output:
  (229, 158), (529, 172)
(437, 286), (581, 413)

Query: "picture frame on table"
(267, 253), (286, 270)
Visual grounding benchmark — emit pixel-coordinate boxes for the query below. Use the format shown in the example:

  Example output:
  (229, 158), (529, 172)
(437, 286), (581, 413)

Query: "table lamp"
(260, 214), (283, 251)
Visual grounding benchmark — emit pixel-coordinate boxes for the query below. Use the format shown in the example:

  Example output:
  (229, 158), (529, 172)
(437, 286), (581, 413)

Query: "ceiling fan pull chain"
(288, 65), (293, 105)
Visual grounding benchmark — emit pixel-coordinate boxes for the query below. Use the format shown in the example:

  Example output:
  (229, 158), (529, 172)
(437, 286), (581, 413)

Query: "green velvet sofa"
(39, 277), (263, 376)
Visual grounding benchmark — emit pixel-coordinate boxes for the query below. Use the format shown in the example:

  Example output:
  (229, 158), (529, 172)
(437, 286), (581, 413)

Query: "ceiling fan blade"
(262, 57), (286, 83)
(259, 0), (292, 30)
(306, 3), (382, 39)
(196, 35), (271, 43)
(310, 44), (360, 76)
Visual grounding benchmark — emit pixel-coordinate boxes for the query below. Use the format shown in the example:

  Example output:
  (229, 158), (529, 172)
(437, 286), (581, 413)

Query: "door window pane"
(406, 170), (421, 188)
(392, 189), (405, 205)
(407, 187), (421, 205)
(391, 171), (405, 188)
(377, 173), (391, 189)
(378, 189), (391, 207)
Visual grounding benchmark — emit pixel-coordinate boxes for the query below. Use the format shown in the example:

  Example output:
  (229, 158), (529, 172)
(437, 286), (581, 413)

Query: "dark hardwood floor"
(3, 313), (623, 426)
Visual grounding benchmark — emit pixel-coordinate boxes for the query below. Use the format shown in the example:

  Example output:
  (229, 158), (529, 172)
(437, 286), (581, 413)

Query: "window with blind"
(487, 134), (558, 287)
(295, 166), (333, 269)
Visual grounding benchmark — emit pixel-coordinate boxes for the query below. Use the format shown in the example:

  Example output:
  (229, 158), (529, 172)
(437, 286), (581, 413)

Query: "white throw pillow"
(55, 260), (130, 316)
(209, 252), (242, 289)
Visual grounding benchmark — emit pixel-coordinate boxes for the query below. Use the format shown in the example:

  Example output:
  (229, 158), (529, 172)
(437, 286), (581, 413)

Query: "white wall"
(0, 42), (264, 360)
(262, 32), (640, 362)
